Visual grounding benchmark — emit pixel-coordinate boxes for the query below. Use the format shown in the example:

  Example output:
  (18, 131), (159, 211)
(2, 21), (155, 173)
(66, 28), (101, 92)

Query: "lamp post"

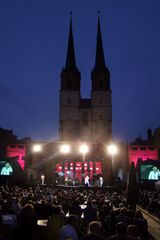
(107, 144), (118, 182)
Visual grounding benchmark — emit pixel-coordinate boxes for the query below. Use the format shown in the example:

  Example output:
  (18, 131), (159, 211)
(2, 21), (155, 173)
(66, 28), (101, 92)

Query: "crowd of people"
(0, 185), (153, 240)
(139, 189), (160, 219)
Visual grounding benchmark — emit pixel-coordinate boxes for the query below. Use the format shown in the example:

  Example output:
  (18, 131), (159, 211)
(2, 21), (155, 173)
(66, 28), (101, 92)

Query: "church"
(59, 15), (112, 142)
(54, 15), (115, 184)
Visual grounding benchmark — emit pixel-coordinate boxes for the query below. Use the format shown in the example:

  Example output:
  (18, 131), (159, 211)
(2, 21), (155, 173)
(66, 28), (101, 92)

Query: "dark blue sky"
(0, 0), (160, 142)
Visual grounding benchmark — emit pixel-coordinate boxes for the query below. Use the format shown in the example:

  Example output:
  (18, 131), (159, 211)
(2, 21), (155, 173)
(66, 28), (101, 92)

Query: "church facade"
(59, 16), (112, 143)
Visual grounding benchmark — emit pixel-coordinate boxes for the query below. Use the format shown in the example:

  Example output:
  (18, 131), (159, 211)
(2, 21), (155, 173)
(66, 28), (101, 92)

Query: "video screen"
(140, 164), (160, 180)
(0, 160), (13, 176)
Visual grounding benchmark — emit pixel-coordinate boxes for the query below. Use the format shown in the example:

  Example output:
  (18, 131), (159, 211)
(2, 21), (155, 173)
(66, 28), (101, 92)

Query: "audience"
(0, 185), (154, 240)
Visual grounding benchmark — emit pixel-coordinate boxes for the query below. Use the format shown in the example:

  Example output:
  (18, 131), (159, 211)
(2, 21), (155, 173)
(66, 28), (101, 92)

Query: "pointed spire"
(65, 12), (77, 70)
(94, 12), (106, 70)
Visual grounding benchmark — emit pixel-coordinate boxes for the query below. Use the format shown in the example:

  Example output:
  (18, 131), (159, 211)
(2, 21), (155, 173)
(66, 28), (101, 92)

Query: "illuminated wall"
(7, 144), (26, 170)
(128, 146), (158, 166)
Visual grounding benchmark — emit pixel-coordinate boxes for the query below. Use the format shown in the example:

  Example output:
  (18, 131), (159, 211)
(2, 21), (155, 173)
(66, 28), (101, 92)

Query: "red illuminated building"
(128, 145), (158, 166)
(7, 144), (26, 170)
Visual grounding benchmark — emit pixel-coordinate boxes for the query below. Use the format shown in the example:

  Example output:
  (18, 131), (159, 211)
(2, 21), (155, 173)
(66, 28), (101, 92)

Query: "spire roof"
(94, 14), (106, 70)
(65, 13), (77, 70)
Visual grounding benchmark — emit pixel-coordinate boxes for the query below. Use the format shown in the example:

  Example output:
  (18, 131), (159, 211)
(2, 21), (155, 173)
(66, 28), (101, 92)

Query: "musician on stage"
(41, 174), (45, 185)
(65, 176), (68, 185)
(84, 175), (90, 187)
(99, 176), (103, 187)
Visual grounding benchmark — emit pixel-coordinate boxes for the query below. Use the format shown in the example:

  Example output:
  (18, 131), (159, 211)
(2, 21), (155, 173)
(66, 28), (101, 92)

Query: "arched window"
(66, 79), (72, 88)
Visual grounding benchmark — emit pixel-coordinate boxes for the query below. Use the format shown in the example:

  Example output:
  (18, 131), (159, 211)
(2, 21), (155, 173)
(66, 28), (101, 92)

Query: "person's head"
(88, 221), (102, 236)
(5, 163), (10, 168)
(135, 210), (143, 219)
(127, 224), (138, 237)
(119, 203), (124, 209)
(52, 205), (61, 215)
(116, 222), (127, 235)
(67, 215), (79, 228)
(87, 201), (92, 207)
(120, 207), (127, 215)
(153, 166), (158, 172)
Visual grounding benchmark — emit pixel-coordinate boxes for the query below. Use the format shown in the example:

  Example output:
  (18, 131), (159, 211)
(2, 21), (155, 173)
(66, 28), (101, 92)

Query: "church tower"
(91, 16), (112, 141)
(59, 15), (112, 143)
(59, 15), (81, 141)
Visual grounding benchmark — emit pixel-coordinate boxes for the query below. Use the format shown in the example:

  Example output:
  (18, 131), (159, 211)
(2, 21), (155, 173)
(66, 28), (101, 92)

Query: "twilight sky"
(0, 0), (160, 142)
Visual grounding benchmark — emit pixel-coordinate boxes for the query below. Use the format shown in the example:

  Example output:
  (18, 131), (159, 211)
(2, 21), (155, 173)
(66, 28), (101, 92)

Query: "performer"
(84, 175), (90, 187)
(41, 174), (45, 184)
(99, 176), (103, 187)
(65, 176), (68, 185)
(1, 163), (13, 175)
(148, 166), (160, 180)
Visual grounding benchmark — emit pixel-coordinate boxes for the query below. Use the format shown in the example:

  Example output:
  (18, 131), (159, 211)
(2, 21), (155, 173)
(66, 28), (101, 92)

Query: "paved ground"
(137, 207), (160, 240)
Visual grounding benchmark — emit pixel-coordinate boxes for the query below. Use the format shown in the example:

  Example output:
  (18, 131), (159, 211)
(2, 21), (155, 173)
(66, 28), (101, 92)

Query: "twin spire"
(65, 13), (77, 70)
(95, 15), (106, 70)
(65, 13), (106, 71)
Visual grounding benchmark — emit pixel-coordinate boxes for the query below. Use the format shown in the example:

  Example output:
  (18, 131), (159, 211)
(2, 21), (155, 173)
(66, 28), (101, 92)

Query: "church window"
(148, 147), (154, 150)
(82, 119), (88, 126)
(131, 147), (137, 150)
(140, 147), (145, 150)
(19, 145), (24, 148)
(83, 111), (88, 118)
(82, 111), (88, 126)
(93, 121), (96, 130)
(67, 98), (71, 104)
(100, 80), (103, 88)
(66, 79), (72, 89)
